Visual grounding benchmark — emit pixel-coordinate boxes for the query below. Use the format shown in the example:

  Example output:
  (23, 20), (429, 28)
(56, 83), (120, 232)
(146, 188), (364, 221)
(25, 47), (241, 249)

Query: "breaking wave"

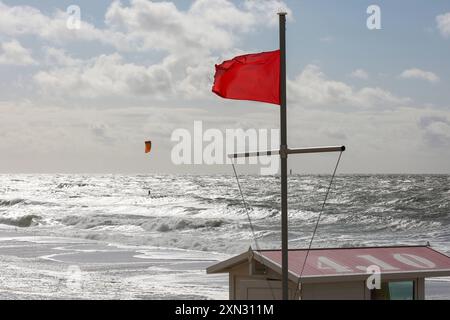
(0, 198), (52, 207)
(58, 214), (227, 232)
(0, 198), (26, 207)
(56, 182), (90, 189)
(0, 215), (42, 227)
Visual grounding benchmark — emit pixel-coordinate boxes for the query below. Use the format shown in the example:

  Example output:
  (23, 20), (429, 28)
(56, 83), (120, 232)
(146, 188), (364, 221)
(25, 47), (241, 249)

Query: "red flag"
(212, 50), (280, 105)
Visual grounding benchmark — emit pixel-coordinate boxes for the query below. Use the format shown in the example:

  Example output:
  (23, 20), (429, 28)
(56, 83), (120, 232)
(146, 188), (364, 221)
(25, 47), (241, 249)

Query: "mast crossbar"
(228, 145), (345, 159)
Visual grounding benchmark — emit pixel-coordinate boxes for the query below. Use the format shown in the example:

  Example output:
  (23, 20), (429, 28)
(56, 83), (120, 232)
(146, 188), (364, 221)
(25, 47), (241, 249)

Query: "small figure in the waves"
(146, 188), (167, 199)
(147, 190), (167, 199)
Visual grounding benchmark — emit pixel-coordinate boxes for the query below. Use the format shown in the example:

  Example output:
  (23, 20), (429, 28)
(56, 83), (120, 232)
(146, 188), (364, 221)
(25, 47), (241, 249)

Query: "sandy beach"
(0, 229), (229, 300)
(0, 228), (448, 300)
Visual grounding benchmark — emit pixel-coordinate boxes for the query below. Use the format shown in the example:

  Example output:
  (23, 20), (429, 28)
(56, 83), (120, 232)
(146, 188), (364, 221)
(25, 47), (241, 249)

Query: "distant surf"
(0, 174), (449, 254)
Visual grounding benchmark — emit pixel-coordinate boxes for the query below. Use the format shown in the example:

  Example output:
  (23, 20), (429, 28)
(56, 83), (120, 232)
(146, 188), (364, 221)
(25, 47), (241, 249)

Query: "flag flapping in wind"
(212, 50), (280, 105)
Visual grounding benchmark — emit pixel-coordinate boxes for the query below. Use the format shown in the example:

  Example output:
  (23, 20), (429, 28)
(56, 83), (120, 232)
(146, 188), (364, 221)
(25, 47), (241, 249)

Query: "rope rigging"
(292, 151), (343, 299)
(231, 162), (277, 300)
(231, 150), (343, 300)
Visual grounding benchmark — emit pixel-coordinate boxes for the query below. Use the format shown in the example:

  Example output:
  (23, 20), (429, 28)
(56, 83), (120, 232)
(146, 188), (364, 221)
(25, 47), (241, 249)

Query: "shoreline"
(0, 229), (448, 300)
(0, 229), (229, 300)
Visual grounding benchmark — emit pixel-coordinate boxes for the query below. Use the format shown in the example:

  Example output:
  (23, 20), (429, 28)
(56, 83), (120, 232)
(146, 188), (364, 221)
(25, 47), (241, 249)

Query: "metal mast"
(278, 11), (289, 301)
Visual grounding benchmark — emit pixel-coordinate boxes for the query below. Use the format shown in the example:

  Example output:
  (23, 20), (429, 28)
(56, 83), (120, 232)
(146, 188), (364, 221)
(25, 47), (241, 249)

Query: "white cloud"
(419, 116), (450, 147)
(425, 121), (450, 142)
(1, 0), (290, 100)
(288, 65), (410, 109)
(0, 0), (290, 53)
(0, 1), (121, 46)
(43, 47), (81, 66)
(0, 2), (46, 36)
(243, 0), (293, 25)
(400, 68), (440, 83)
(34, 53), (173, 99)
(189, 0), (255, 30)
(350, 69), (369, 80)
(34, 49), (222, 100)
(104, 0), (290, 54)
(0, 40), (36, 66)
(436, 12), (450, 38)
(104, 0), (232, 53)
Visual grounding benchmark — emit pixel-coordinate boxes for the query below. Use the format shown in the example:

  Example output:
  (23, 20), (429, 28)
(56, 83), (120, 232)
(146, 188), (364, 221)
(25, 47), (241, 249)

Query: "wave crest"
(0, 215), (41, 227)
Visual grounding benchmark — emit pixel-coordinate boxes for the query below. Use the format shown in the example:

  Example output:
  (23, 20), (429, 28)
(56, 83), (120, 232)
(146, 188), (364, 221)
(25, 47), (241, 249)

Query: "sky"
(0, 0), (450, 174)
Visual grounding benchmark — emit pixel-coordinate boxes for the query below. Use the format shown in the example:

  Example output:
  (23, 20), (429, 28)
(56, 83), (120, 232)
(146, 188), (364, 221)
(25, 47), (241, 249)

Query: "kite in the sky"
(145, 141), (152, 154)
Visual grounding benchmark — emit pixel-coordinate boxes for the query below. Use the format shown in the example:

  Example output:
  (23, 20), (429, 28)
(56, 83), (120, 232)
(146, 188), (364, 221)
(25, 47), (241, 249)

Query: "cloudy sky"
(1, 0), (450, 174)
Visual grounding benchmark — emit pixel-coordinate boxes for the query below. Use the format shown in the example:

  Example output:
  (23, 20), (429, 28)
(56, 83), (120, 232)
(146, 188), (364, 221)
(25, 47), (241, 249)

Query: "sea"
(0, 174), (449, 299)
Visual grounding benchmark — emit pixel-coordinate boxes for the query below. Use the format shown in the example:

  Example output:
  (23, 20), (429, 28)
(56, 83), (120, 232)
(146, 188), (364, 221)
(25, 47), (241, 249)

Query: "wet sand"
(0, 229), (229, 299)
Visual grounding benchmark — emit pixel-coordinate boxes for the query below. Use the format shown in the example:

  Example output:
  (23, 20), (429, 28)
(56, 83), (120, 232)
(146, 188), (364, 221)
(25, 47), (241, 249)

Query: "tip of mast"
(277, 11), (288, 16)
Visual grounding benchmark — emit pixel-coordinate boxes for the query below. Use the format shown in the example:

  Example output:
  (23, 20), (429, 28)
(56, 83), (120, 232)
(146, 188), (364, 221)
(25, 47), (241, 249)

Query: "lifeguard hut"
(207, 245), (450, 300)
